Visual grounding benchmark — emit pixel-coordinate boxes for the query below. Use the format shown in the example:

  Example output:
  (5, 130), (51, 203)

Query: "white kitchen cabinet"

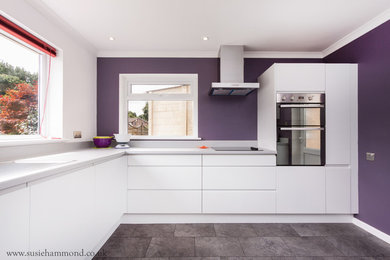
(128, 155), (201, 166)
(203, 167), (276, 190)
(203, 191), (276, 213)
(326, 166), (351, 213)
(127, 190), (201, 213)
(128, 166), (201, 189)
(202, 155), (276, 214)
(0, 187), (29, 260)
(275, 64), (326, 92)
(277, 167), (326, 213)
(127, 155), (202, 214)
(325, 64), (357, 165)
(95, 157), (127, 243)
(30, 167), (96, 260)
(203, 155), (276, 166)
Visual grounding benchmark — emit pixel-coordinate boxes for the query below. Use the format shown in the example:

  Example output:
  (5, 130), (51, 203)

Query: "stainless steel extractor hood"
(210, 45), (259, 96)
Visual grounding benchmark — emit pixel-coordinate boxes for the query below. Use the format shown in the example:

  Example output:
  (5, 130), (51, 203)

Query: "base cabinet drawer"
(203, 167), (276, 190)
(128, 155), (201, 166)
(203, 155), (276, 166)
(127, 190), (201, 213)
(203, 191), (276, 213)
(128, 166), (201, 189)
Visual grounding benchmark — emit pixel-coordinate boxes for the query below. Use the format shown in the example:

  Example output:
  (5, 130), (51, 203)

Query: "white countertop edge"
(0, 150), (125, 192)
(125, 150), (277, 155)
(124, 147), (277, 155)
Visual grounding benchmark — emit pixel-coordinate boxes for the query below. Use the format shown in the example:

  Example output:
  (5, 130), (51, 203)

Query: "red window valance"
(0, 14), (56, 57)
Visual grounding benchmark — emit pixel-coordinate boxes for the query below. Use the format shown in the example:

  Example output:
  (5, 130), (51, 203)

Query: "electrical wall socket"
(366, 152), (375, 161)
(73, 131), (82, 138)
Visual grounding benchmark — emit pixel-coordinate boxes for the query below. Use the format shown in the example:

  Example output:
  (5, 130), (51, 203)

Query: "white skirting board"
(121, 214), (353, 224)
(352, 218), (390, 244)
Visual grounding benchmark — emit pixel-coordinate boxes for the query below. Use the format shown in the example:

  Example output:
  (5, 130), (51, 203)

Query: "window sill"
(0, 138), (67, 147)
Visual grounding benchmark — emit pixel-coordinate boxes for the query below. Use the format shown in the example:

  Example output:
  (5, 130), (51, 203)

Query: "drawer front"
(128, 155), (201, 166)
(127, 190), (201, 213)
(203, 191), (276, 213)
(203, 155), (276, 166)
(128, 166), (201, 189)
(203, 167), (276, 190)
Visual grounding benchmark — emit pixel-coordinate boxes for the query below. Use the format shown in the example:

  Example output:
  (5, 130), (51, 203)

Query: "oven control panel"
(276, 93), (325, 103)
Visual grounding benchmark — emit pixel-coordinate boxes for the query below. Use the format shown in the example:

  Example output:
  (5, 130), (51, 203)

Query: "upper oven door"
(277, 104), (325, 127)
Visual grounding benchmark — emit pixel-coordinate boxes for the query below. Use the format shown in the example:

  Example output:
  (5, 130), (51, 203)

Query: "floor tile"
(290, 223), (372, 237)
(127, 258), (169, 260)
(170, 257), (221, 260)
(326, 235), (390, 257)
(282, 237), (344, 257)
(239, 237), (294, 257)
(146, 237), (195, 257)
(322, 257), (376, 260)
(328, 223), (372, 236)
(111, 224), (137, 237)
(251, 224), (299, 237)
(97, 236), (151, 257)
(290, 223), (337, 237)
(131, 224), (175, 237)
(195, 237), (245, 257)
(214, 224), (258, 237)
(220, 257), (274, 260)
(175, 224), (216, 237)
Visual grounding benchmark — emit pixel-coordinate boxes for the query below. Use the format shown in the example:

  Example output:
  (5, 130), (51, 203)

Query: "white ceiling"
(34, 0), (390, 56)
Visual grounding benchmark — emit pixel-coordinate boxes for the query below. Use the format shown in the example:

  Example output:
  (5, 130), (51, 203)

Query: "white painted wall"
(0, 0), (97, 141)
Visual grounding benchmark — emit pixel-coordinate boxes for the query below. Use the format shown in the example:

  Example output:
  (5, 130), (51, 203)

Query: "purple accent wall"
(97, 58), (320, 139)
(325, 20), (390, 235)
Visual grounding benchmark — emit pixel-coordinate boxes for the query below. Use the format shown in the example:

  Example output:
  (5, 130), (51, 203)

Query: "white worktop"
(125, 147), (276, 155)
(0, 149), (124, 192)
(0, 146), (275, 192)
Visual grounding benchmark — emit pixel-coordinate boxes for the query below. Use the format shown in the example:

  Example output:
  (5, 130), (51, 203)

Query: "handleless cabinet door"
(95, 157), (127, 241)
(326, 166), (351, 213)
(0, 187), (29, 260)
(326, 64), (354, 165)
(275, 64), (326, 92)
(30, 167), (96, 260)
(277, 167), (325, 213)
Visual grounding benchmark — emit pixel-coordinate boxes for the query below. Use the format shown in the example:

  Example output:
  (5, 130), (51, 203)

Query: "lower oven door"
(277, 127), (325, 166)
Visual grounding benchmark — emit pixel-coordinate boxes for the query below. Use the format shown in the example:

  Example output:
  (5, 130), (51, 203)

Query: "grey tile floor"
(93, 223), (390, 260)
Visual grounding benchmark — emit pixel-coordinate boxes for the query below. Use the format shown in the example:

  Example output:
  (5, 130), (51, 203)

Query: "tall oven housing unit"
(257, 63), (359, 214)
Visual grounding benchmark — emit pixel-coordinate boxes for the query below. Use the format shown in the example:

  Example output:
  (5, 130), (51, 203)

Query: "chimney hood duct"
(210, 45), (259, 96)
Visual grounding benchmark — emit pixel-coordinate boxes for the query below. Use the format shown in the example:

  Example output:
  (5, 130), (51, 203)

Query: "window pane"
(130, 84), (190, 94)
(0, 34), (40, 135)
(128, 100), (193, 136)
(304, 109), (321, 149)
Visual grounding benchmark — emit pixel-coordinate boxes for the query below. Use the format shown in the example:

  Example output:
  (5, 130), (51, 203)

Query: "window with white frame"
(0, 34), (42, 136)
(0, 15), (56, 139)
(119, 74), (198, 139)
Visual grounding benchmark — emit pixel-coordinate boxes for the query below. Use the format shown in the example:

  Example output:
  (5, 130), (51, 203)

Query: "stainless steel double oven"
(276, 93), (325, 166)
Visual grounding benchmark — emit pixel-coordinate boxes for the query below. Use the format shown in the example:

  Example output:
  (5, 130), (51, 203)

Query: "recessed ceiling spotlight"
(109, 36), (115, 41)
(202, 36), (209, 41)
